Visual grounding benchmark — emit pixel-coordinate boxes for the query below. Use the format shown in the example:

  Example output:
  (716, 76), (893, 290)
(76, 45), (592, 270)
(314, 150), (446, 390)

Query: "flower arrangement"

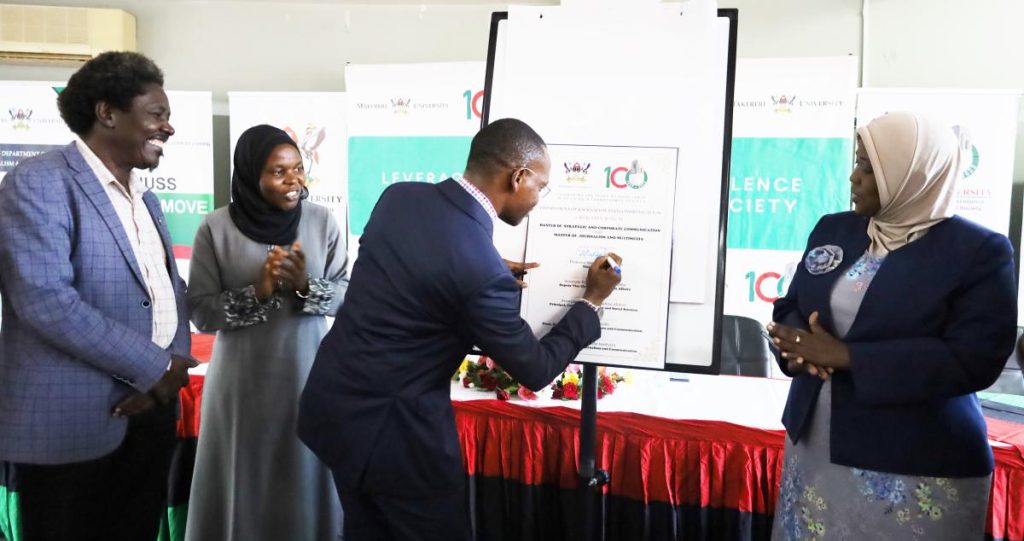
(454, 357), (627, 401)
(456, 356), (537, 401)
(550, 364), (626, 400)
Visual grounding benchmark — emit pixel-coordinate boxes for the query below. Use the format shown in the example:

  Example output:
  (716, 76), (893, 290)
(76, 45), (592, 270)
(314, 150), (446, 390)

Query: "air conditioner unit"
(0, 4), (136, 64)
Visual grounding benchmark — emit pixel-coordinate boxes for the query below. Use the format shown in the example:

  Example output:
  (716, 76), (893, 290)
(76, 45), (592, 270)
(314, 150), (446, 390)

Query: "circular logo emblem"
(625, 170), (648, 189)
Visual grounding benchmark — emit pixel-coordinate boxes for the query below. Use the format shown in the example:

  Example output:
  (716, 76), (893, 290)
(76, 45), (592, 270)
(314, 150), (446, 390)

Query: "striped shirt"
(455, 176), (498, 224)
(75, 138), (178, 349)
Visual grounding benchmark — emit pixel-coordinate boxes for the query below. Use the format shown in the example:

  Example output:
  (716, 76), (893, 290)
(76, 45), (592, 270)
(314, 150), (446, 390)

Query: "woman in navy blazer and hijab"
(767, 112), (1017, 540)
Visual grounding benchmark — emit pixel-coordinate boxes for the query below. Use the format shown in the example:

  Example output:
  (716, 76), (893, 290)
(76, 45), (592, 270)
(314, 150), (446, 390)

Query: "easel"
(481, 8), (739, 541)
(578, 363), (610, 540)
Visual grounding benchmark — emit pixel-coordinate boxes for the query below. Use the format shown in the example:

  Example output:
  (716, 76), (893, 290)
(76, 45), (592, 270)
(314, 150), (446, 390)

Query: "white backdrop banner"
(856, 90), (1020, 237)
(0, 83), (214, 280)
(344, 61), (485, 252)
(0, 82), (70, 172)
(227, 92), (349, 252)
(724, 58), (859, 325)
(857, 90), (1022, 325)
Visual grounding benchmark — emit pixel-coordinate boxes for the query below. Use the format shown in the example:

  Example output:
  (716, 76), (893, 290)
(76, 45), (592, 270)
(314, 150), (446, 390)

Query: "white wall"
(0, 0), (866, 101)
(0, 0), (545, 203)
(2, 0), (1022, 372)
(722, 0), (863, 59)
(863, 0), (1024, 182)
(0, 0), (530, 110)
(1, 0), (1021, 191)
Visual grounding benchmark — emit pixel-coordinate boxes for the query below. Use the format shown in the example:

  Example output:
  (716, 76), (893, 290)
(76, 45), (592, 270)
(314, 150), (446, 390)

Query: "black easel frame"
(481, 8), (739, 541)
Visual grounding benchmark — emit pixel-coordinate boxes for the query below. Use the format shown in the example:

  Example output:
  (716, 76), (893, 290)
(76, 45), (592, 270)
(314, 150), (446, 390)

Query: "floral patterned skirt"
(771, 381), (991, 541)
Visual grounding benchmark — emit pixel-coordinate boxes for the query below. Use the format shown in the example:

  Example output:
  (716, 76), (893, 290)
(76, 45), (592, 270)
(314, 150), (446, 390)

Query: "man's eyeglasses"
(519, 167), (551, 198)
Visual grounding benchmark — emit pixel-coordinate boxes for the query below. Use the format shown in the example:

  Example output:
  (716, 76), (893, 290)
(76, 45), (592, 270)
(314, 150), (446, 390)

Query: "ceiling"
(186, 0), (557, 4)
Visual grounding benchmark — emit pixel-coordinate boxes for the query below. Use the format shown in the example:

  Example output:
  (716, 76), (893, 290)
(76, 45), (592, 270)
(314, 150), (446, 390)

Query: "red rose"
(600, 375), (615, 395)
(462, 376), (471, 388)
(479, 374), (498, 391)
(477, 356), (489, 366)
(485, 357), (497, 369)
(563, 382), (579, 400)
(497, 389), (511, 401)
(552, 387), (563, 400)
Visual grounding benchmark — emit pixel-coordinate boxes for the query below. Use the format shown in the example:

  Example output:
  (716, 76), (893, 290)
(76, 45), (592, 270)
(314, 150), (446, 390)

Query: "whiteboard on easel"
(483, 4), (737, 373)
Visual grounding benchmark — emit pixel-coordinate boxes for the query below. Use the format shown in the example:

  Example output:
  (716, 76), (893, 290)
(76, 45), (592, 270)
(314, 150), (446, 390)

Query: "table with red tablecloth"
(172, 334), (1024, 541)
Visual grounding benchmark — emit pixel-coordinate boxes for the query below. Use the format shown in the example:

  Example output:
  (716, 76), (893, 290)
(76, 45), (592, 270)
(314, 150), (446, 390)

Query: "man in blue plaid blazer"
(0, 52), (194, 540)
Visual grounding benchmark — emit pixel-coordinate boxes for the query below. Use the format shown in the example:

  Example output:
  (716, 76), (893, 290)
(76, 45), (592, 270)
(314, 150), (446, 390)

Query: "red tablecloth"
(181, 333), (1024, 540)
(450, 397), (1024, 541)
(457, 400), (784, 514)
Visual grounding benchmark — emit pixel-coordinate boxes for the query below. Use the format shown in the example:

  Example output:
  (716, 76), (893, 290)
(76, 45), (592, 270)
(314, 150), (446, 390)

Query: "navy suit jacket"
(775, 212), (1016, 477)
(298, 179), (601, 496)
(0, 143), (190, 464)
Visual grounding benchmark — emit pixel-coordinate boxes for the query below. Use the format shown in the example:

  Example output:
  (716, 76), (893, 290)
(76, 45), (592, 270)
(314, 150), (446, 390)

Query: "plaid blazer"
(0, 143), (190, 465)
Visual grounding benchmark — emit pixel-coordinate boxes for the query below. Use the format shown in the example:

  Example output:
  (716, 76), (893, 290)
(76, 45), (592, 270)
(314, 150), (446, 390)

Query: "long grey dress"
(184, 202), (347, 541)
(771, 252), (991, 541)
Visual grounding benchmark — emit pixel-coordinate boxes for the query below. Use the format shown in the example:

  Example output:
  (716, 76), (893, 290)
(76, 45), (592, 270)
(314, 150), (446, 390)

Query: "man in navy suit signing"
(0, 52), (194, 540)
(299, 118), (622, 541)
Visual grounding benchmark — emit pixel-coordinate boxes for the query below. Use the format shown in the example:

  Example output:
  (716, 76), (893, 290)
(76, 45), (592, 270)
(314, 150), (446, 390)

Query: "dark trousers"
(12, 401), (177, 541)
(334, 472), (471, 541)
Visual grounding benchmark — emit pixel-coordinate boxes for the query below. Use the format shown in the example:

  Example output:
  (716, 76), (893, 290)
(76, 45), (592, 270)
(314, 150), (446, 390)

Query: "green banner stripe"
(0, 487), (186, 541)
(348, 136), (471, 236)
(727, 137), (852, 251)
(0, 486), (21, 541)
(155, 193), (214, 248)
(157, 502), (188, 541)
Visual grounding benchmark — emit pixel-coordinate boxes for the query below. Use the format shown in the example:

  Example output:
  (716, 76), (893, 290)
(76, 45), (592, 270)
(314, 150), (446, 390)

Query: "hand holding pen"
(604, 253), (622, 275)
(584, 252), (622, 306)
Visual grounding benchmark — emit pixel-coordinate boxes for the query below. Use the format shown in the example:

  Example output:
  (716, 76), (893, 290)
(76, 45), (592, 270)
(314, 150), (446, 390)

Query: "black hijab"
(229, 124), (304, 246)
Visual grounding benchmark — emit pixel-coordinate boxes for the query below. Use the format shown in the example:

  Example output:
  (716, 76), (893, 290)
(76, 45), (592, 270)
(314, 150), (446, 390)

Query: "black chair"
(719, 315), (774, 377)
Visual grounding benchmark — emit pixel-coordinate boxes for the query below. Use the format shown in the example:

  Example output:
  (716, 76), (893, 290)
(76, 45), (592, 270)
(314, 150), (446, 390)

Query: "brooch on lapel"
(804, 245), (843, 275)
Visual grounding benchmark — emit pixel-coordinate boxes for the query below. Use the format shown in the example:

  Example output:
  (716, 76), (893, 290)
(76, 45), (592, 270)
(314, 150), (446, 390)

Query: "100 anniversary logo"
(953, 125), (981, 179)
(605, 160), (648, 189)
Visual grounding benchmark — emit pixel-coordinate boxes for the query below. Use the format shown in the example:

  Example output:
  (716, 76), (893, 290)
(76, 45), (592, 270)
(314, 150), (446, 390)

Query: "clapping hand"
(275, 241), (309, 295)
(256, 248), (284, 301)
(257, 242), (309, 299)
